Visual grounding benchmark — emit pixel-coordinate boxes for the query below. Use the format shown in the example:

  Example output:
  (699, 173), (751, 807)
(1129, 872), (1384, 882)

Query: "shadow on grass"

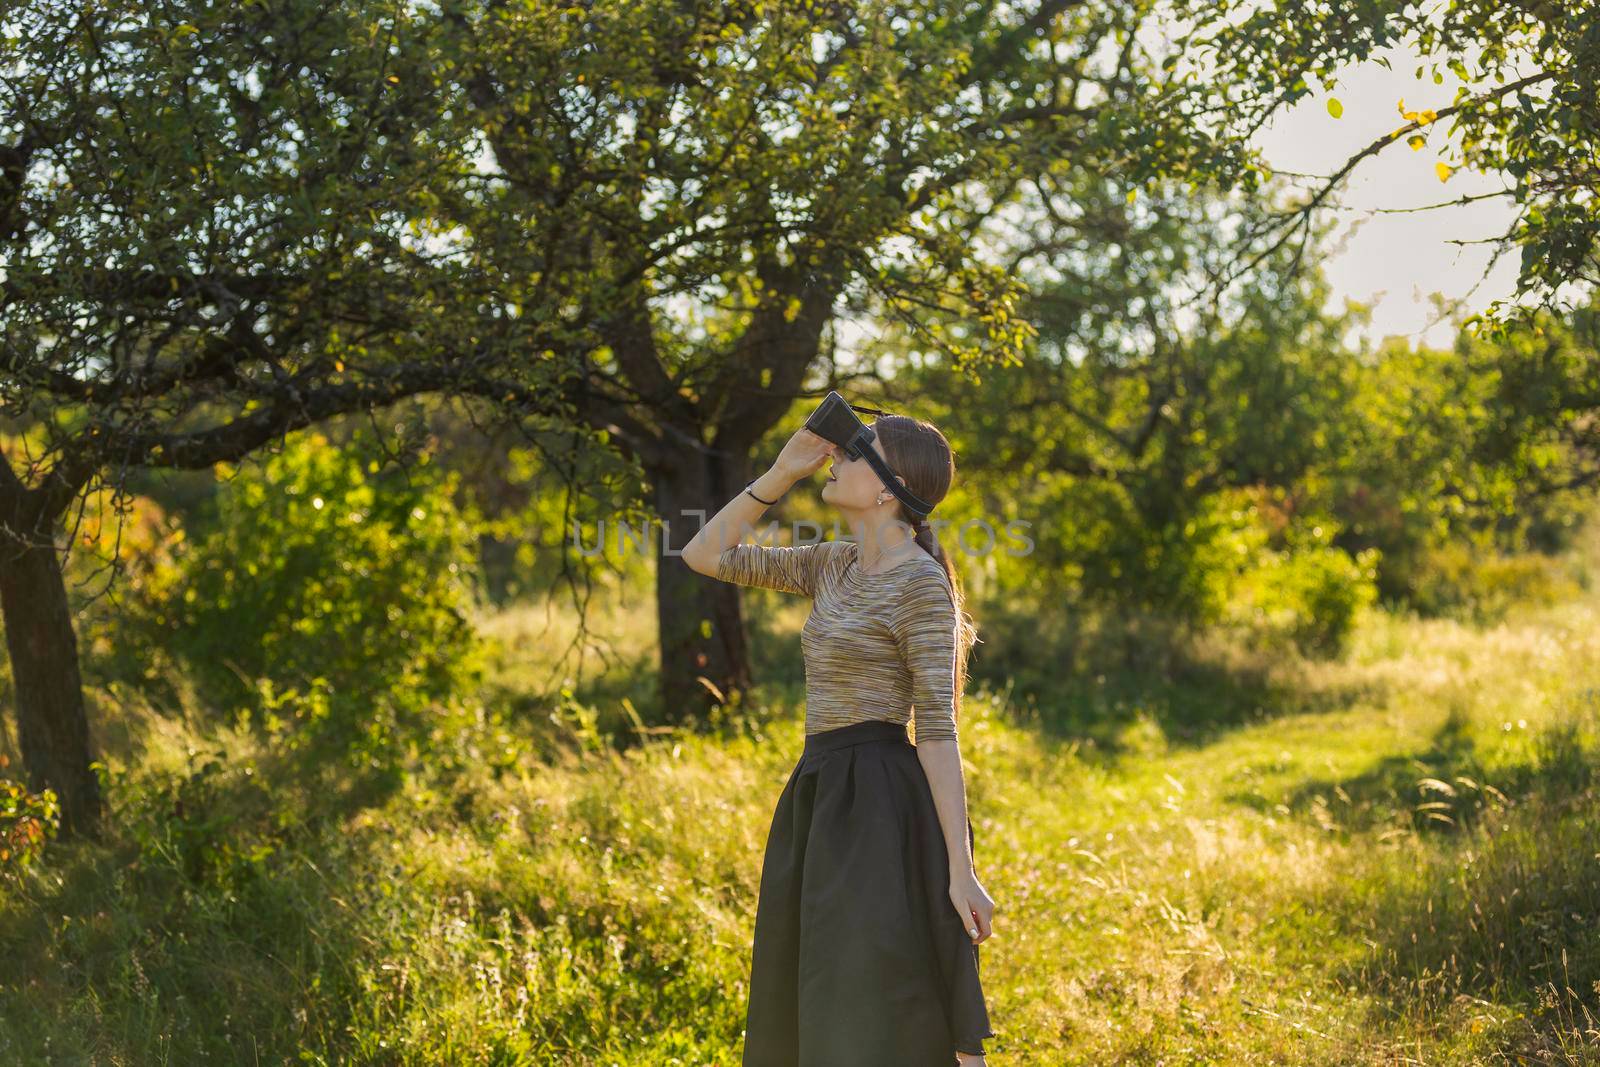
(0, 734), (411, 1063)
(976, 605), (1391, 765)
(1333, 785), (1600, 1062)
(1251, 699), (1598, 837)
(1280, 695), (1600, 1061)
(1225, 702), (1485, 833)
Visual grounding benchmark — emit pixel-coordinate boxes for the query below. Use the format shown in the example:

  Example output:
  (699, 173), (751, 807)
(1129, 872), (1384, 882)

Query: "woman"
(683, 417), (998, 1066)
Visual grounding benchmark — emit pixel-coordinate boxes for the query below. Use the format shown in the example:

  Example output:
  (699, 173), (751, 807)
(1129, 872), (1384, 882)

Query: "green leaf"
(1326, 97), (1343, 119)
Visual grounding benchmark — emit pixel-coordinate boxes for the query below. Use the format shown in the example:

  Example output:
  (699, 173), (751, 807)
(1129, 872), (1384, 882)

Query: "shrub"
(1407, 541), (1583, 624)
(126, 429), (487, 759)
(0, 755), (58, 880)
(1198, 487), (1381, 657)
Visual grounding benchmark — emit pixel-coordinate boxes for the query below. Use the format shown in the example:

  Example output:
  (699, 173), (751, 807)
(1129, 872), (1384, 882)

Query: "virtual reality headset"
(803, 390), (935, 519)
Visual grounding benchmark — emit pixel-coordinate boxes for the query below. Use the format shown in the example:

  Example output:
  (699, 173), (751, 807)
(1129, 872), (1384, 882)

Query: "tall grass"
(3, 526), (1600, 1063)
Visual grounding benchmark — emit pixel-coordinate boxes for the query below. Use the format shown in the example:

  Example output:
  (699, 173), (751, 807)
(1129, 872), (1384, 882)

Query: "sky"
(833, 42), (1528, 363)
(1250, 44), (1523, 350)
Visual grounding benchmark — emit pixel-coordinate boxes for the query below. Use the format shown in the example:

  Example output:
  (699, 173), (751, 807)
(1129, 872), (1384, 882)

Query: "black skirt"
(742, 719), (996, 1066)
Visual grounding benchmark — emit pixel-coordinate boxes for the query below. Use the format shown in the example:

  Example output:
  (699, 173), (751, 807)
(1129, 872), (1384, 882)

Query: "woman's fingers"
(972, 898), (994, 942)
(793, 429), (835, 474)
(775, 428), (834, 478)
(950, 885), (996, 944)
(950, 889), (981, 942)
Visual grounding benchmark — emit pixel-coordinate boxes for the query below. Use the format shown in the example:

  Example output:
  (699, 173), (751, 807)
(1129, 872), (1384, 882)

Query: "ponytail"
(876, 414), (981, 723)
(909, 514), (980, 723)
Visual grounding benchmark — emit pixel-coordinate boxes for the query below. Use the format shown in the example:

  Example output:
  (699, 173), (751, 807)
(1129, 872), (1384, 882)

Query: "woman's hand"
(771, 427), (836, 482)
(948, 868), (996, 945)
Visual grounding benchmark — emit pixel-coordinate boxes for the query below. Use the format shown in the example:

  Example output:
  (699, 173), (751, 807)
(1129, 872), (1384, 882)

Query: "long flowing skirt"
(741, 718), (996, 1066)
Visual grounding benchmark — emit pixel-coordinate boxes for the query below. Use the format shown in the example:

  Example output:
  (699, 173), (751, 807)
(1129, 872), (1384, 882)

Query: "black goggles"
(803, 390), (934, 519)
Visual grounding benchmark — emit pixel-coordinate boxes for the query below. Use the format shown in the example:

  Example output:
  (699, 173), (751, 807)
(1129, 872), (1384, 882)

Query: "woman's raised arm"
(681, 427), (835, 578)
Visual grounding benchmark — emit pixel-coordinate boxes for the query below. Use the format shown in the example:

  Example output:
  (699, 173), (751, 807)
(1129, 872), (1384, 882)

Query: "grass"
(4, 531), (1600, 1064)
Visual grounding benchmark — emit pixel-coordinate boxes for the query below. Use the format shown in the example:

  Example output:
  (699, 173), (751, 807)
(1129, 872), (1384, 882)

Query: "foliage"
(1460, 303), (1600, 506)
(1181, 0), (1600, 321)
(1413, 1), (1600, 318)
(879, 178), (1587, 643)
(1315, 314), (1599, 607)
(1196, 488), (1381, 657)
(119, 429), (487, 762)
(0, 755), (57, 881)
(1407, 541), (1586, 625)
(0, 0), (1280, 500)
(882, 177), (1372, 623)
(0, 0), (545, 483)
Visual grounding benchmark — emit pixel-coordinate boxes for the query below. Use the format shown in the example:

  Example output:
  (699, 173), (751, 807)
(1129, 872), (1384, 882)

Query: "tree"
(427, 0), (1263, 722)
(1181, 0), (1600, 321)
(0, 1), (574, 836)
(1462, 301), (1600, 502)
(0, 0), (1283, 836)
(869, 173), (1369, 618)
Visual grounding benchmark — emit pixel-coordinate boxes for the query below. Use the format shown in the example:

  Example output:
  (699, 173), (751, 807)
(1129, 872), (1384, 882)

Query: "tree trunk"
(0, 535), (103, 839)
(652, 445), (754, 724)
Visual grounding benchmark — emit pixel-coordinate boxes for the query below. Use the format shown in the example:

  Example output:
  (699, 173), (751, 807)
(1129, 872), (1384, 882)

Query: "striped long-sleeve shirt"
(714, 537), (961, 743)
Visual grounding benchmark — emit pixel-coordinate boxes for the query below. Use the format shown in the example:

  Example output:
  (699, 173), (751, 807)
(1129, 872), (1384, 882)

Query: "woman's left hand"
(948, 868), (996, 945)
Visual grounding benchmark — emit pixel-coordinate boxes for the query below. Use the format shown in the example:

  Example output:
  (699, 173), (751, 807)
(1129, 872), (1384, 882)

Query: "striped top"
(715, 537), (961, 743)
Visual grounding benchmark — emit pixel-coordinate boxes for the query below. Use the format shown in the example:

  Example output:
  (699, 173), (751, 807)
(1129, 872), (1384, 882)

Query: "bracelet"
(744, 479), (781, 506)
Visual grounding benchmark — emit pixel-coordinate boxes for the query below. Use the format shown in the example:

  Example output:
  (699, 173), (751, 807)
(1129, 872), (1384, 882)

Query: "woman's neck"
(844, 513), (919, 574)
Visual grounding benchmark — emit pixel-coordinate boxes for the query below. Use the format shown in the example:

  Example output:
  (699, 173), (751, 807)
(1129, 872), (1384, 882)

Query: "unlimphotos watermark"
(569, 514), (1037, 560)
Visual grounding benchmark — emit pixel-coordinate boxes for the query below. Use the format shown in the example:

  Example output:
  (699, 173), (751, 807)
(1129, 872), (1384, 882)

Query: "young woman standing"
(683, 418), (997, 1066)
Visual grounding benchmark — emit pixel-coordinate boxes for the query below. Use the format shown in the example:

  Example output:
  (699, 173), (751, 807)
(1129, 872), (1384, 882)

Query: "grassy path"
(970, 590), (1600, 1064)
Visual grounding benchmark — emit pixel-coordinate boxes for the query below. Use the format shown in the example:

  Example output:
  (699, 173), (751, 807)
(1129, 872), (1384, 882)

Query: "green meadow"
(4, 519), (1598, 1065)
(3, 2), (1599, 1064)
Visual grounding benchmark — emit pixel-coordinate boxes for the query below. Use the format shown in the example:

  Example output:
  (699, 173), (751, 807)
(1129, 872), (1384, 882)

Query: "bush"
(1407, 541), (1584, 624)
(0, 755), (58, 881)
(1198, 487), (1381, 657)
(124, 429), (487, 760)
(1232, 540), (1381, 656)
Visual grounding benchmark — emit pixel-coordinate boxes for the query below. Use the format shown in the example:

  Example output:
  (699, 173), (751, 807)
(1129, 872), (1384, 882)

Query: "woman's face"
(820, 439), (898, 512)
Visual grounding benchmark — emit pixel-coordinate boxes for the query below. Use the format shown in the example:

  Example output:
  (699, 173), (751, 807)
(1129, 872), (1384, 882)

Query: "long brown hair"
(872, 415), (981, 722)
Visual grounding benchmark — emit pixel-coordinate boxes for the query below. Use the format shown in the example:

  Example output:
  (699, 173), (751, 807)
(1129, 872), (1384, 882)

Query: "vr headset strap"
(858, 443), (934, 518)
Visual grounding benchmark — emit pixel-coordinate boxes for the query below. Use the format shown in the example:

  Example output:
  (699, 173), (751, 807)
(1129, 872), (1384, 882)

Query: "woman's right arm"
(681, 428), (835, 578)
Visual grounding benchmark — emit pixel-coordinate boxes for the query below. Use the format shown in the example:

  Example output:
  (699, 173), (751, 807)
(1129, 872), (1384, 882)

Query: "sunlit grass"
(4, 530), (1600, 1063)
